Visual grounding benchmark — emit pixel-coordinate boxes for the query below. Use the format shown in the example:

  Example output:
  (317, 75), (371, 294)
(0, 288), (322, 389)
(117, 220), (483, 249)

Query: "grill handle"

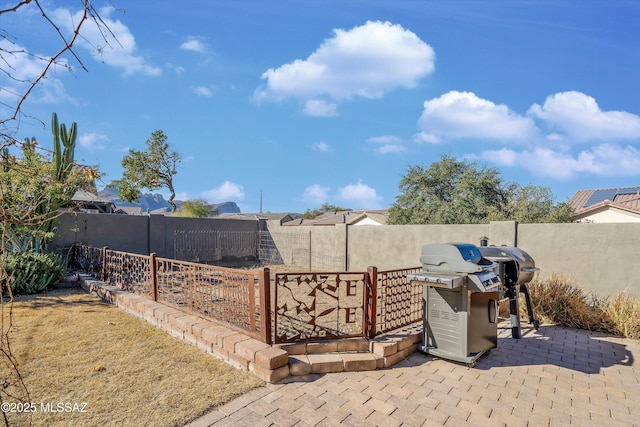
(488, 299), (498, 324)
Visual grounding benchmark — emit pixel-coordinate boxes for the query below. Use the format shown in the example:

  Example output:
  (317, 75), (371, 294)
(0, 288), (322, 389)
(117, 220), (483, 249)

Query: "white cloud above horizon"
(202, 181), (245, 202)
(302, 180), (383, 209)
(311, 141), (332, 152)
(367, 135), (407, 154)
(79, 132), (108, 150)
(527, 91), (640, 143)
(302, 184), (330, 205)
(191, 85), (214, 97)
(180, 37), (208, 53)
(338, 180), (383, 209)
(303, 99), (338, 117)
(53, 6), (161, 77)
(417, 91), (539, 143)
(254, 20), (435, 114)
(418, 90), (640, 180)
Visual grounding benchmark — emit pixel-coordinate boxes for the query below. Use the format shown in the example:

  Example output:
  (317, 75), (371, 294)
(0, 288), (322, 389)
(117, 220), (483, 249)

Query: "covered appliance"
(407, 243), (501, 367)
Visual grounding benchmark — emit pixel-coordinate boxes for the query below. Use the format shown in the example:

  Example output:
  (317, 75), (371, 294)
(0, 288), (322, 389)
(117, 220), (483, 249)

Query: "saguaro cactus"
(51, 112), (77, 181)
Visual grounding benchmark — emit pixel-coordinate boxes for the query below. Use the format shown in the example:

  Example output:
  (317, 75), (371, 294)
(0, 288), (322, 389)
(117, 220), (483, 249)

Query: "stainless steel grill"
(408, 243), (501, 367)
(478, 245), (540, 338)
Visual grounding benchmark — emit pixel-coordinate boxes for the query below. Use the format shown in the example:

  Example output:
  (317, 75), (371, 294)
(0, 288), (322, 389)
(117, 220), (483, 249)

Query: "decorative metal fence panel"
(70, 245), (424, 345)
(273, 272), (367, 343)
(155, 258), (260, 338)
(70, 245), (264, 341)
(104, 250), (152, 297)
(375, 267), (423, 335)
(174, 230), (259, 264)
(70, 245), (104, 278)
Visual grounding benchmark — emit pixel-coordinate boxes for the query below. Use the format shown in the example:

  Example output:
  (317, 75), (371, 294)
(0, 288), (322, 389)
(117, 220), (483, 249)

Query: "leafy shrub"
(527, 273), (640, 339)
(1, 251), (68, 295)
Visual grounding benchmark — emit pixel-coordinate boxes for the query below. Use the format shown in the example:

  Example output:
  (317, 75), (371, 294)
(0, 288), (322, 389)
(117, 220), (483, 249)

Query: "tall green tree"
(119, 130), (181, 213)
(173, 199), (218, 218)
(389, 154), (572, 224)
(500, 183), (573, 223)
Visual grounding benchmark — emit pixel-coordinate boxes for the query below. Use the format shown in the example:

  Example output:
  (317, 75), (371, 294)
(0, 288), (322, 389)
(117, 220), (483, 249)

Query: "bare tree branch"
(0, 0), (117, 138)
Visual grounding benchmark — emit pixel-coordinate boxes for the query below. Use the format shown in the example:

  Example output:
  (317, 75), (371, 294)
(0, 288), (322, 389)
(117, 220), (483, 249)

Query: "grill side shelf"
(407, 273), (465, 289)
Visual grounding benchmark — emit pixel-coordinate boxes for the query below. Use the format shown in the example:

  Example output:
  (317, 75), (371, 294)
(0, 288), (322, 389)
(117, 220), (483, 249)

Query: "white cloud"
(180, 38), (207, 53)
(479, 144), (640, 180)
(191, 86), (214, 97)
(367, 135), (406, 154)
(303, 99), (338, 117)
(0, 39), (76, 105)
(477, 148), (518, 167)
(377, 144), (407, 154)
(303, 184), (330, 205)
(254, 20), (434, 108)
(53, 6), (161, 77)
(166, 63), (185, 75)
(418, 91), (539, 142)
(311, 141), (332, 152)
(412, 132), (442, 144)
(338, 180), (383, 209)
(202, 181), (245, 202)
(528, 91), (640, 142)
(79, 132), (108, 150)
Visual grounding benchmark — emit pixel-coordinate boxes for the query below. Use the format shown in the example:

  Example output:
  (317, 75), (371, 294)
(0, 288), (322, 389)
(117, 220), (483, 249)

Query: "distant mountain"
(98, 183), (241, 215)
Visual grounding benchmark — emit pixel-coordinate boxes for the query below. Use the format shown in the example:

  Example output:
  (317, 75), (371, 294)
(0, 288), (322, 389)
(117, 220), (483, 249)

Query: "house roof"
(284, 210), (389, 226)
(64, 190), (116, 213)
(568, 187), (640, 217)
(72, 190), (112, 204)
(114, 206), (144, 215)
(216, 213), (299, 223)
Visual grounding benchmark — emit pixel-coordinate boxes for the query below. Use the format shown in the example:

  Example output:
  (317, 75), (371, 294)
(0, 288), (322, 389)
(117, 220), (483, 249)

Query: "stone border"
(74, 274), (423, 383)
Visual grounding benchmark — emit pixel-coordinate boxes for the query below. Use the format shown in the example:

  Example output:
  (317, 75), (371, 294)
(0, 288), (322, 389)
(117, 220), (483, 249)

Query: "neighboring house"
(216, 212), (300, 225)
(568, 187), (640, 223)
(114, 206), (144, 215)
(63, 190), (117, 214)
(284, 210), (389, 226)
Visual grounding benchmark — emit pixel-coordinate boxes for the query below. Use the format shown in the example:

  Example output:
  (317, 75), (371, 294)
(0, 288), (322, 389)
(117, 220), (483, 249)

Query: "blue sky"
(3, 0), (640, 213)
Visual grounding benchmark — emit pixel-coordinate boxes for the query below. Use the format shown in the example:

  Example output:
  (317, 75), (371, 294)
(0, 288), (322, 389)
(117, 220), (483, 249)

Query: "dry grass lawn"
(1, 287), (264, 427)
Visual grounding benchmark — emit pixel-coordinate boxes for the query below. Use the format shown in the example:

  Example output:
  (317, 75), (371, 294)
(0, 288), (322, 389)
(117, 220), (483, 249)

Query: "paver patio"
(187, 322), (640, 426)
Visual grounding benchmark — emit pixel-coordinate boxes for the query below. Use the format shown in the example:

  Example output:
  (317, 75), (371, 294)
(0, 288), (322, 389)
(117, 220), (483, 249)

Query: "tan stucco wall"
(268, 221), (640, 297)
(517, 222), (640, 297)
(54, 214), (639, 298)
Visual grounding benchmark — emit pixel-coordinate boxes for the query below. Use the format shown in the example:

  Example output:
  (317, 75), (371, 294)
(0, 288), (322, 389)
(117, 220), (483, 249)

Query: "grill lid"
(420, 243), (497, 274)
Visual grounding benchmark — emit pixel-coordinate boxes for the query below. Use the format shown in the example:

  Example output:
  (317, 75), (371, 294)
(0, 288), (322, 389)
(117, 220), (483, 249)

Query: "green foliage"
(1, 117), (94, 252)
(389, 155), (507, 224)
(389, 154), (572, 224)
(174, 199), (218, 218)
(303, 203), (351, 219)
(1, 251), (68, 295)
(51, 112), (77, 181)
(119, 130), (181, 212)
(499, 183), (574, 223)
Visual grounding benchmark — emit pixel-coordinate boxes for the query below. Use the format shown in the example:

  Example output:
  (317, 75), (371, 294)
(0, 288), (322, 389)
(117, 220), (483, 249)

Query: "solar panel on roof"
(616, 187), (640, 195)
(583, 187), (640, 207)
(584, 189), (618, 207)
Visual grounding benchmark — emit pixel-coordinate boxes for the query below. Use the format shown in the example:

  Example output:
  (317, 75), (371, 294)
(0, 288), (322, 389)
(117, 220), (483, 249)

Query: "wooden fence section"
(70, 245), (423, 345)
